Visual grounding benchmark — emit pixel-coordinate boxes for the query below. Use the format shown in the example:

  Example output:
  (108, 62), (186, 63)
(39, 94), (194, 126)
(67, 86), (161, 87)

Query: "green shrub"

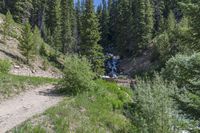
(60, 54), (95, 95)
(0, 59), (11, 73)
(42, 58), (49, 71)
(39, 43), (48, 57)
(128, 75), (183, 133)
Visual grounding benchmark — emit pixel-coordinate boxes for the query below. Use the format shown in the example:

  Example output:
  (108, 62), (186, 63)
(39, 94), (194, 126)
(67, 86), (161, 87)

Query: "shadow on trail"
(38, 86), (66, 97)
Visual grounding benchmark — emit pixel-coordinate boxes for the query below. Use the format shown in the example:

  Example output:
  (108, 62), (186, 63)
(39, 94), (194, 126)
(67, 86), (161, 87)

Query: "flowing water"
(105, 53), (120, 78)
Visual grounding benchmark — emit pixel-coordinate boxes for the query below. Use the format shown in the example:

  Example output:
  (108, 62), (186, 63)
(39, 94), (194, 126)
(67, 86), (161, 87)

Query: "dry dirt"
(0, 85), (63, 133)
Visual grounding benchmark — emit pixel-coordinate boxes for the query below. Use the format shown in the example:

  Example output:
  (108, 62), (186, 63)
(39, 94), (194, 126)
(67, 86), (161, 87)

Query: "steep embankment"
(0, 14), (61, 78)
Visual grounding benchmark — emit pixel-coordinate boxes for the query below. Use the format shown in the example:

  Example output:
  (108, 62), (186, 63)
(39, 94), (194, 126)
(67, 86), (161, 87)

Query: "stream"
(105, 53), (120, 78)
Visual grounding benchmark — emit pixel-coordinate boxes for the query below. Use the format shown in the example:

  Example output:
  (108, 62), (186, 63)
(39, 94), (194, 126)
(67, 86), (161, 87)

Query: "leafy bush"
(127, 75), (183, 133)
(163, 53), (200, 121)
(0, 59), (11, 73)
(60, 55), (95, 95)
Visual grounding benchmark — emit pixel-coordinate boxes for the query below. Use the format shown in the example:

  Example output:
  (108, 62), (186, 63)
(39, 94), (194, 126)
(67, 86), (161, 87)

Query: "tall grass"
(0, 73), (58, 100)
(13, 80), (136, 133)
(0, 59), (11, 74)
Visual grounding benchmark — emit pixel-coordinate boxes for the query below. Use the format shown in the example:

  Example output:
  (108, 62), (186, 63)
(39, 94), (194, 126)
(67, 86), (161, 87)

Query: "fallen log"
(103, 77), (136, 88)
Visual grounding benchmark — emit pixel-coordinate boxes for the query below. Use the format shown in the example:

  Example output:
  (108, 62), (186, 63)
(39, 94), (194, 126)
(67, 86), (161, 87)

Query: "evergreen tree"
(154, 10), (179, 65)
(14, 0), (33, 23)
(19, 22), (35, 64)
(115, 0), (134, 55)
(99, 0), (109, 49)
(46, 0), (62, 51)
(153, 0), (165, 33)
(0, 0), (6, 13)
(60, 0), (75, 54)
(108, 0), (113, 13)
(145, 0), (154, 42)
(75, 0), (82, 50)
(166, 10), (176, 32)
(133, 0), (154, 52)
(180, 1), (200, 50)
(107, 0), (117, 51)
(69, 0), (77, 52)
(80, 0), (104, 75)
(163, 53), (200, 121)
(3, 11), (14, 42)
(32, 26), (43, 54)
(96, 4), (102, 20)
(31, 0), (47, 30)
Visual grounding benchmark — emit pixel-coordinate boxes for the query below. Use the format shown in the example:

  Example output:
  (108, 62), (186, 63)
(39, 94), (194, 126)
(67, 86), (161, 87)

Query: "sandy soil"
(0, 85), (63, 133)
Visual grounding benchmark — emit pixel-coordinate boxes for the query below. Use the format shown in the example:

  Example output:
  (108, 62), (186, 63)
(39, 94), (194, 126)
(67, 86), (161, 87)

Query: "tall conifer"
(60, 0), (75, 53)
(46, 0), (62, 50)
(81, 0), (104, 75)
(133, 0), (154, 52)
(3, 11), (14, 42)
(75, 0), (82, 49)
(19, 22), (35, 64)
(14, 0), (33, 23)
(0, 0), (6, 13)
(99, 0), (109, 49)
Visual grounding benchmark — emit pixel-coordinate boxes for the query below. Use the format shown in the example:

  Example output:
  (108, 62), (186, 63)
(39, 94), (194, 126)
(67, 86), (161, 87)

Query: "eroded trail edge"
(0, 85), (63, 132)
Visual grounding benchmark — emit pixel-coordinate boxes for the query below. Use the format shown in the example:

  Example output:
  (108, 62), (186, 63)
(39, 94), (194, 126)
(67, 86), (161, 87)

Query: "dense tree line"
(96, 0), (182, 56)
(0, 0), (183, 61)
(0, 0), (183, 56)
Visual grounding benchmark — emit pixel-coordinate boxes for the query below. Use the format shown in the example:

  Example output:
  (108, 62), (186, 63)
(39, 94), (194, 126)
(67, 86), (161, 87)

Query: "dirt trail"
(0, 85), (63, 133)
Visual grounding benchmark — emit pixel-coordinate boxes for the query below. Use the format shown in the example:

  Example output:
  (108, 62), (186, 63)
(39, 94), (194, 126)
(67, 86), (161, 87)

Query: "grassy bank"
(0, 74), (58, 100)
(13, 80), (136, 133)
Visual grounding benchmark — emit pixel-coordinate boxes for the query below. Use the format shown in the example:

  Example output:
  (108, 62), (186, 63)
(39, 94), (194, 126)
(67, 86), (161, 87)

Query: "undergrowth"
(13, 80), (136, 133)
(0, 59), (11, 74)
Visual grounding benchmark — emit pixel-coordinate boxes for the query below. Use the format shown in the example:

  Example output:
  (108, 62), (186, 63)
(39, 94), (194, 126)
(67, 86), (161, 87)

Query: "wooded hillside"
(0, 0), (200, 132)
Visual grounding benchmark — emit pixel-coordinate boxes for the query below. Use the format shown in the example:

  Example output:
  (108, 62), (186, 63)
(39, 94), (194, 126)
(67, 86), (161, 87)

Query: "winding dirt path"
(0, 85), (63, 132)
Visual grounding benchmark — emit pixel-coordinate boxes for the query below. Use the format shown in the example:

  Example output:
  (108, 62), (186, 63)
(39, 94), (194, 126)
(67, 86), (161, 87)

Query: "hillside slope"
(120, 49), (159, 76)
(0, 14), (61, 78)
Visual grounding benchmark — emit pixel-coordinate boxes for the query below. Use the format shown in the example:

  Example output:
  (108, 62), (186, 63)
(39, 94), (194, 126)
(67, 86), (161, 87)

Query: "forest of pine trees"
(0, 0), (184, 56)
(0, 0), (186, 60)
(1, 0), (200, 131)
